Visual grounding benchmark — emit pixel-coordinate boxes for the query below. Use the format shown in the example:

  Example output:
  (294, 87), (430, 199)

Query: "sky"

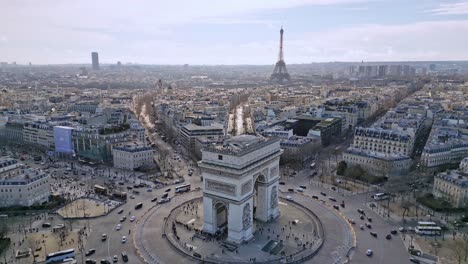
(1, 0), (468, 65)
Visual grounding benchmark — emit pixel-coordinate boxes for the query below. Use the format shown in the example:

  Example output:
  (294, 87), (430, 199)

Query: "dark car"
(162, 193), (169, 199)
(279, 182), (286, 185)
(100, 260), (111, 264)
(42, 223), (51, 228)
(151, 197), (158, 202)
(360, 215), (365, 220)
(135, 203), (143, 209)
(329, 197), (337, 202)
(118, 209), (124, 214)
(312, 195), (319, 199)
(121, 252), (129, 262)
(193, 252), (202, 259)
(320, 192), (327, 196)
(366, 223), (372, 229)
(386, 234), (392, 240)
(370, 232), (377, 238)
(165, 188), (171, 192)
(120, 216), (126, 222)
(390, 229), (397, 235)
(288, 188), (294, 192)
(299, 185), (307, 189)
(126, 186), (133, 190)
(85, 249), (96, 256)
(331, 186), (336, 191)
(333, 205), (340, 210)
(409, 258), (420, 264)
(85, 260), (97, 264)
(357, 209), (365, 215)
(367, 217), (372, 222)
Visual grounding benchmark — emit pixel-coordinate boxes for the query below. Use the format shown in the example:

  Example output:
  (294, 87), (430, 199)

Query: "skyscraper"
(91, 52), (99, 70)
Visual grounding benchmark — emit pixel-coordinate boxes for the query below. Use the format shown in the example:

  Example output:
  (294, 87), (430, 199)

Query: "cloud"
(1, 0), (466, 64)
(285, 20), (468, 62)
(426, 1), (468, 15)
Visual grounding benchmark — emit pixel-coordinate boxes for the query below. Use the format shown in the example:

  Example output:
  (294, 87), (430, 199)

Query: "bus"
(417, 221), (437, 227)
(415, 226), (442, 236)
(175, 184), (191, 193)
(113, 191), (127, 200)
(45, 249), (75, 263)
(94, 185), (108, 195)
(373, 193), (390, 201)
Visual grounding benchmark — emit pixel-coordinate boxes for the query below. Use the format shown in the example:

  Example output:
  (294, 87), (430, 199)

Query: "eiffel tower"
(270, 27), (290, 83)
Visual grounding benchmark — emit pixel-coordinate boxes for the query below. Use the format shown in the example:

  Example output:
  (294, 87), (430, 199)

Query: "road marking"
(279, 202), (287, 205)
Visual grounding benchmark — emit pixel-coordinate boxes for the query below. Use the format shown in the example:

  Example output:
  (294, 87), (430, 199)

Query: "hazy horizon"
(2, 0), (468, 65)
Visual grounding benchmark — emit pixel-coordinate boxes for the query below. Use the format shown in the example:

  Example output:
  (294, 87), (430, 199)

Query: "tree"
(345, 165), (365, 180)
(401, 200), (412, 221)
(0, 221), (9, 239)
(454, 240), (465, 264)
(26, 236), (39, 263)
(337, 161), (347, 176)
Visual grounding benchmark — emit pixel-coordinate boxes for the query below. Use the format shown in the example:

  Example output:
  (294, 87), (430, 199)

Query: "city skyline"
(1, 0), (468, 65)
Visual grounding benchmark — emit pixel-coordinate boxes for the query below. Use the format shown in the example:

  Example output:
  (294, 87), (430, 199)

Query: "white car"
(113, 255), (118, 262)
(366, 249), (373, 256)
(286, 196), (294, 201)
(130, 216), (136, 222)
(121, 236), (127, 243)
(296, 188), (304, 193)
(116, 224), (121, 230)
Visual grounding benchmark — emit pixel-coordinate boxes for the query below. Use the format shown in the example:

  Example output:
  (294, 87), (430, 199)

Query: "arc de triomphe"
(198, 135), (283, 244)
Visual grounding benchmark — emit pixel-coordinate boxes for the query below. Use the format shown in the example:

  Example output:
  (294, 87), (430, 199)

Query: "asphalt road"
(283, 170), (413, 264)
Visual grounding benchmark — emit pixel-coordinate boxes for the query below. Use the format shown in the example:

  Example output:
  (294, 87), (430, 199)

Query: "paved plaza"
(166, 198), (323, 263)
(134, 190), (357, 264)
(57, 198), (119, 218)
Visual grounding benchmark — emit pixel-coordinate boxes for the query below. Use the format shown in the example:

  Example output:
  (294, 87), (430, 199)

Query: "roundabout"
(134, 190), (355, 264)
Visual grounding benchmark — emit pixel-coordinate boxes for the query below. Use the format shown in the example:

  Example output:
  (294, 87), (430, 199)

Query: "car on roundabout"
(121, 236), (127, 243)
(370, 232), (377, 238)
(366, 249), (373, 256)
(116, 224), (121, 231)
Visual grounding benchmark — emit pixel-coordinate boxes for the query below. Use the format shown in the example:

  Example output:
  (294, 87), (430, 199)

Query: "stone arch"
(213, 201), (228, 233)
(254, 173), (267, 184)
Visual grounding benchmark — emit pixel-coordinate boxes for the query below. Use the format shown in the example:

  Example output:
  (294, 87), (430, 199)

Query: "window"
(218, 155), (223, 160)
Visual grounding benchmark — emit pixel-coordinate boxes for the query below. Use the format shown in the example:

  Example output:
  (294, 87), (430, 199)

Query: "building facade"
(0, 158), (50, 207)
(112, 144), (154, 170)
(433, 158), (468, 208)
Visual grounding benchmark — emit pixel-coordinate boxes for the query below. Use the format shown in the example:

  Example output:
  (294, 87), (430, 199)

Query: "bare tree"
(0, 221), (9, 239)
(76, 199), (89, 218)
(25, 236), (39, 263)
(454, 240), (465, 264)
(401, 200), (413, 220)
